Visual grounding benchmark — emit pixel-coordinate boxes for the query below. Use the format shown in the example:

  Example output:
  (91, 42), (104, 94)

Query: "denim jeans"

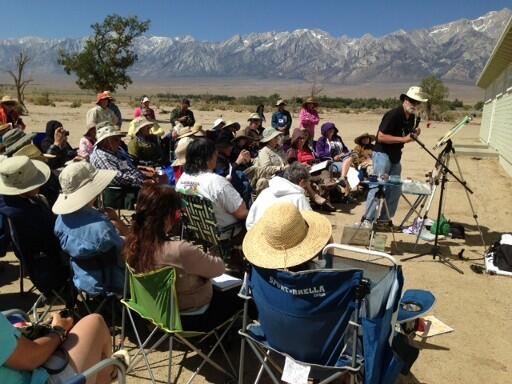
(365, 151), (402, 221)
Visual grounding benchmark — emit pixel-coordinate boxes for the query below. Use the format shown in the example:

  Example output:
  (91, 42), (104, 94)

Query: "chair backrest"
(70, 246), (121, 295)
(32, 132), (47, 151)
(179, 193), (221, 247)
(122, 265), (182, 333)
(250, 266), (364, 366)
(7, 217), (70, 295)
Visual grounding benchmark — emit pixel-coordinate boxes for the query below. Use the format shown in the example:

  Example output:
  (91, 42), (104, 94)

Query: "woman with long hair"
(123, 184), (242, 331)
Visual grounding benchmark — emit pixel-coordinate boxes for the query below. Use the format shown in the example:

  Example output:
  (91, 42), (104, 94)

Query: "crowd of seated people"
(0, 94), (382, 380)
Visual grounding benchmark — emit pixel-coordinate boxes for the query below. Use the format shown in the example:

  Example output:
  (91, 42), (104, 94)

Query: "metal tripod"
(402, 138), (486, 273)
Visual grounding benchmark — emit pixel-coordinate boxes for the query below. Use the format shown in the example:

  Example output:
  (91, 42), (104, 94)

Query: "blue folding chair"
(2, 309), (127, 384)
(238, 243), (435, 384)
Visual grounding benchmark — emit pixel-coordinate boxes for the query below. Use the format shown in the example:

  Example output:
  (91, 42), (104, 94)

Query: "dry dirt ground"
(0, 101), (511, 383)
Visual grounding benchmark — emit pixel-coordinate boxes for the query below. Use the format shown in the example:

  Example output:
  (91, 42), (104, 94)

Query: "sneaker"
(112, 349), (130, 367)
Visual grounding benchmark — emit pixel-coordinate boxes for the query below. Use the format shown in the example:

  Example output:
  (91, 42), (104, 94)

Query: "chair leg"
(168, 336), (173, 384)
(19, 261), (24, 293)
(246, 341), (280, 384)
(254, 350), (270, 384)
(125, 309), (158, 384)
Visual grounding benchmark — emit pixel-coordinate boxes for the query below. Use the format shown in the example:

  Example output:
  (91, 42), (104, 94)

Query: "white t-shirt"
(176, 171), (244, 229)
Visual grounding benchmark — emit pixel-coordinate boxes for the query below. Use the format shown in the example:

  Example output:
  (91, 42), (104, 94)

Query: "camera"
(64, 130), (70, 136)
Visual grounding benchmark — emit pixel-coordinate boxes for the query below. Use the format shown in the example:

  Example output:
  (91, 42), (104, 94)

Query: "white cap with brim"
(0, 156), (50, 195)
(52, 162), (116, 215)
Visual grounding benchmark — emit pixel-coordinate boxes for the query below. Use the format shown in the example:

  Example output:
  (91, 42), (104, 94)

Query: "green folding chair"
(179, 192), (243, 261)
(120, 265), (240, 384)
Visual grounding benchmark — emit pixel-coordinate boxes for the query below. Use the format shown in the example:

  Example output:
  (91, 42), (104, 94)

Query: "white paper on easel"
(281, 356), (311, 384)
(347, 167), (360, 190)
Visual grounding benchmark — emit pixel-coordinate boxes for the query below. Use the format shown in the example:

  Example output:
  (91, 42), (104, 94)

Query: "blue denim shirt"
(54, 207), (125, 295)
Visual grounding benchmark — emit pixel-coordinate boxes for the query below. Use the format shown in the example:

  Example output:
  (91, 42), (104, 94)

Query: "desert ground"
(0, 99), (511, 383)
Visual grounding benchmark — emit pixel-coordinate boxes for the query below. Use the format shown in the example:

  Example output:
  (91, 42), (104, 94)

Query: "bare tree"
(6, 51), (33, 113)
(310, 78), (324, 98)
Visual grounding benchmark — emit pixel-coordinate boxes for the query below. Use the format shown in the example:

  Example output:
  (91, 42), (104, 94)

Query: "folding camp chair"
(120, 265), (241, 384)
(179, 192), (244, 261)
(69, 246), (124, 347)
(6, 217), (74, 322)
(238, 243), (435, 384)
(2, 309), (127, 384)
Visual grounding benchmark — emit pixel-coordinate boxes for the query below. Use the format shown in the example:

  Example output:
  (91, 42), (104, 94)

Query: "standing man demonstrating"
(365, 86), (427, 224)
(271, 99), (292, 139)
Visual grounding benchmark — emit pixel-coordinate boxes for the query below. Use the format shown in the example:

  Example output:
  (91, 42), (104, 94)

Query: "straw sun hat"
(52, 162), (116, 215)
(172, 136), (193, 167)
(177, 123), (205, 139)
(243, 202), (332, 269)
(0, 156), (50, 195)
(354, 132), (376, 146)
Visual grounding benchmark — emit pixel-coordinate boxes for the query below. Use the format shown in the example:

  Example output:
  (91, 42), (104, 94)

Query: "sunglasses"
(407, 97), (420, 106)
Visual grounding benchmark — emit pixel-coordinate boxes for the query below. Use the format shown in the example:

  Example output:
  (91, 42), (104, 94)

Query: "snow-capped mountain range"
(0, 8), (509, 84)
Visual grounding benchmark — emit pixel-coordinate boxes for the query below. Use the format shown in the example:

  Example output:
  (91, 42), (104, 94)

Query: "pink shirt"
(78, 136), (95, 159)
(299, 108), (320, 139)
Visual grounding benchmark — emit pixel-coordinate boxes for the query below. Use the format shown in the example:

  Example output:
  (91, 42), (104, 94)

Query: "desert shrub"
(70, 100), (82, 108)
(33, 93), (53, 106)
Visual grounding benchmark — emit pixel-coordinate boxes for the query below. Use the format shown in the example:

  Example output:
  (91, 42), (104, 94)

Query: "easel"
(402, 132), (486, 273)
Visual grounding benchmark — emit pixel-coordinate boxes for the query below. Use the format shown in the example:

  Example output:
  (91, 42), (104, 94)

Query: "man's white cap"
(142, 96), (150, 103)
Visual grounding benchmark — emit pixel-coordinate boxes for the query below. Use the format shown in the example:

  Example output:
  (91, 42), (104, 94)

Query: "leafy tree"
(420, 75), (449, 120)
(473, 101), (484, 111)
(58, 14), (150, 92)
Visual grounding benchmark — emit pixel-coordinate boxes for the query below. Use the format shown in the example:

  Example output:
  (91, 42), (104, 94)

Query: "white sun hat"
(52, 162), (116, 215)
(400, 86), (428, 103)
(0, 156), (50, 195)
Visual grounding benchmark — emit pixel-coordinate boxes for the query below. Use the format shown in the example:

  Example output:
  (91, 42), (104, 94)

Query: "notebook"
(212, 274), (242, 291)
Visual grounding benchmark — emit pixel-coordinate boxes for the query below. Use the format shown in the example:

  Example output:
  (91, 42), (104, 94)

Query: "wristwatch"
(49, 326), (67, 343)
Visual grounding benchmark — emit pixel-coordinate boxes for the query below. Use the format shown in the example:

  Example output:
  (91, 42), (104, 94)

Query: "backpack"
(490, 241), (512, 272)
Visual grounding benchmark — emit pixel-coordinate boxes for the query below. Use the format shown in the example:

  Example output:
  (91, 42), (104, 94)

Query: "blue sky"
(1, 0), (509, 41)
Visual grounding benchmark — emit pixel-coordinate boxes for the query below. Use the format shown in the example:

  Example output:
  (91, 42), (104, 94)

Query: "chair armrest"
(1, 309), (30, 322)
(65, 358), (126, 384)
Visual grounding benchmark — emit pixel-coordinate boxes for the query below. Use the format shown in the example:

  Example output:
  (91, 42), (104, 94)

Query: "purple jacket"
(315, 123), (335, 160)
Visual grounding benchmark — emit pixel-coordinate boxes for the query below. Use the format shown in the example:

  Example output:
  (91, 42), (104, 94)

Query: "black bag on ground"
(449, 223), (465, 239)
(491, 242), (512, 272)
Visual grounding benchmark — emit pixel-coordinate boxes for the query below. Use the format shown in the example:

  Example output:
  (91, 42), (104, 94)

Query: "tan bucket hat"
(172, 136), (193, 167)
(260, 127), (282, 143)
(95, 122), (126, 146)
(243, 202), (332, 269)
(399, 86), (428, 103)
(0, 156), (50, 195)
(52, 162), (116, 215)
(2, 129), (37, 156)
(275, 99), (287, 107)
(132, 117), (154, 136)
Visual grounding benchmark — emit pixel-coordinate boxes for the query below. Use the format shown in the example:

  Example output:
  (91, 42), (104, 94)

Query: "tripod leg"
(414, 183), (438, 249)
(451, 153), (486, 250)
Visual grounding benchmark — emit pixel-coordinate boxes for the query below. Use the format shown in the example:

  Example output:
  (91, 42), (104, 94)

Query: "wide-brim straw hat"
(171, 136), (193, 167)
(260, 127), (282, 143)
(275, 99), (287, 107)
(0, 156), (50, 195)
(53, 162), (116, 215)
(95, 123), (126, 146)
(13, 143), (54, 163)
(302, 96), (319, 107)
(243, 202), (332, 269)
(178, 123), (205, 139)
(354, 132), (376, 146)
(0, 95), (18, 105)
(399, 86), (428, 103)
